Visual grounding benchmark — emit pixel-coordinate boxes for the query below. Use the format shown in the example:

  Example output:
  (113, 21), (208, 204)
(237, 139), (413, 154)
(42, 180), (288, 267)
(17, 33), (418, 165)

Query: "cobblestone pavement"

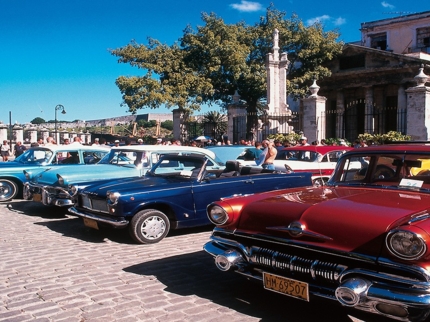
(0, 201), (390, 322)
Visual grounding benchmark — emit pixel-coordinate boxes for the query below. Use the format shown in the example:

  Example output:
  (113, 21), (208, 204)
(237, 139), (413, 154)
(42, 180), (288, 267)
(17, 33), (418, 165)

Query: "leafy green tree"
(111, 4), (343, 136)
(30, 117), (45, 125)
(161, 120), (173, 130)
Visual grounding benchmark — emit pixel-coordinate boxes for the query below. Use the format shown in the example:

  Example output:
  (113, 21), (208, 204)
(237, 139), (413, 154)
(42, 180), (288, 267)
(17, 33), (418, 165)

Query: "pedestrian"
(13, 141), (27, 158)
(244, 141), (263, 161)
(92, 138), (100, 146)
(260, 140), (277, 170)
(1, 140), (10, 161)
(70, 137), (82, 145)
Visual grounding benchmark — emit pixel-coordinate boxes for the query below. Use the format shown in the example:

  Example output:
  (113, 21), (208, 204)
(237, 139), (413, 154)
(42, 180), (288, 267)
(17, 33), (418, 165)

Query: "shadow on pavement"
(124, 250), (388, 322)
(6, 200), (69, 218)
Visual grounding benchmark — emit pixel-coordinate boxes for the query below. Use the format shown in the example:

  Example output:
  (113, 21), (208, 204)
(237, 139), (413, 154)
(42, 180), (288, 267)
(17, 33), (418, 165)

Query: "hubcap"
(141, 216), (166, 240)
(0, 182), (15, 201)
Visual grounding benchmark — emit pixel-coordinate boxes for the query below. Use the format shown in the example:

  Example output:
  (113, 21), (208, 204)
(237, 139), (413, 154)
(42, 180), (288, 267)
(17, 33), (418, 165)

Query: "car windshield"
(98, 149), (148, 166)
(148, 155), (205, 178)
(14, 148), (53, 165)
(331, 152), (430, 191)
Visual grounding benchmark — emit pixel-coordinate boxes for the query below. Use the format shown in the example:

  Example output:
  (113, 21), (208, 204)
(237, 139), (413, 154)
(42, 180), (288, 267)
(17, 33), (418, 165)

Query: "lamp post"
(54, 104), (66, 143)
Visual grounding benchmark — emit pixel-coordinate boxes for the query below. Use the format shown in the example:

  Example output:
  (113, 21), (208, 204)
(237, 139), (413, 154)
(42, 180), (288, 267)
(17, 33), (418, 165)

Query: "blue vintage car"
(68, 153), (312, 244)
(0, 145), (110, 202)
(24, 145), (221, 207)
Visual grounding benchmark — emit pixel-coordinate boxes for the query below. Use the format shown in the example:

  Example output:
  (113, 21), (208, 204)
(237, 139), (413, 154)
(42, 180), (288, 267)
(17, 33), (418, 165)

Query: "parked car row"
(0, 144), (312, 244)
(3, 141), (430, 321)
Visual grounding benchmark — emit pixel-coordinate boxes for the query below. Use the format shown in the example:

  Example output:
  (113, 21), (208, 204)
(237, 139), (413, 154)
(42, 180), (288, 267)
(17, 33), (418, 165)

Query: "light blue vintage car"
(0, 144), (110, 202)
(23, 145), (223, 207)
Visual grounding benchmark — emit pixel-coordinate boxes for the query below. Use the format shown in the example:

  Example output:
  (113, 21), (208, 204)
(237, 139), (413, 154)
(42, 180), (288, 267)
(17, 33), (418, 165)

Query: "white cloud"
(230, 1), (263, 12)
(306, 15), (346, 27)
(334, 17), (346, 26)
(381, 1), (395, 9)
(306, 15), (331, 26)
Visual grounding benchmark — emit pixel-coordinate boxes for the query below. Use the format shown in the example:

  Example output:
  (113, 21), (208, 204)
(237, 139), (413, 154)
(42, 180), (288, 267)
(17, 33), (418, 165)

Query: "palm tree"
(202, 111), (227, 141)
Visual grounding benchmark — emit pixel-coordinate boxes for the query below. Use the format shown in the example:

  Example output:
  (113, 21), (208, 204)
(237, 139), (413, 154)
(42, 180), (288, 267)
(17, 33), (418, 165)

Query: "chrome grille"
(251, 247), (347, 282)
(80, 194), (108, 212)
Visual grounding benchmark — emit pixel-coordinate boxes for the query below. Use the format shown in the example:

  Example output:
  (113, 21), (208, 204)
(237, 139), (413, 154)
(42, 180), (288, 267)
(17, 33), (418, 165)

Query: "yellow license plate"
(263, 272), (309, 301)
(83, 218), (99, 230)
(33, 193), (42, 202)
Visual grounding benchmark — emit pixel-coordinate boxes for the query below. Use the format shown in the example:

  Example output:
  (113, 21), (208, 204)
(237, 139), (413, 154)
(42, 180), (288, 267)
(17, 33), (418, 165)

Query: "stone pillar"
(172, 108), (186, 142)
(85, 132), (91, 145)
(397, 85), (407, 133)
(40, 128), (50, 143)
(227, 96), (247, 144)
(70, 130), (77, 141)
(301, 80), (327, 144)
(405, 67), (430, 140)
(0, 124), (8, 142)
(79, 132), (86, 143)
(13, 125), (23, 143)
(364, 86), (374, 133)
(28, 126), (38, 144)
(336, 90), (345, 138)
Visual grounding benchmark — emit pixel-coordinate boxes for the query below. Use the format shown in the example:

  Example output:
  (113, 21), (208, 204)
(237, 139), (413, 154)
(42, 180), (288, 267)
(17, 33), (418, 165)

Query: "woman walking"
(1, 140), (10, 161)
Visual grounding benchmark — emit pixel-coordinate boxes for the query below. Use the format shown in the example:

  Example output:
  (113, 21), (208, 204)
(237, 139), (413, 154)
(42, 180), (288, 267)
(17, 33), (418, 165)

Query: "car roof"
(282, 145), (353, 154)
(29, 145), (110, 152)
(110, 145), (216, 159)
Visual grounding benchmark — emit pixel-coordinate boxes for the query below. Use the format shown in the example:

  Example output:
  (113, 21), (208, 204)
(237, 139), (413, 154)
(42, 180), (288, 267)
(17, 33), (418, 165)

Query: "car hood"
(234, 186), (430, 256)
(80, 174), (191, 196)
(29, 164), (143, 185)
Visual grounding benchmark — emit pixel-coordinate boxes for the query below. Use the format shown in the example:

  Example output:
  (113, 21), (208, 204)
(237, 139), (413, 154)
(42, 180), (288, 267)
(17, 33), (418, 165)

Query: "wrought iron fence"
(182, 105), (407, 143)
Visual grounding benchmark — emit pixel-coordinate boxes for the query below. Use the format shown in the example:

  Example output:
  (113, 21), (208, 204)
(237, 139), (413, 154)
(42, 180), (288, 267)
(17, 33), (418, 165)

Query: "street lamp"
(54, 104), (66, 143)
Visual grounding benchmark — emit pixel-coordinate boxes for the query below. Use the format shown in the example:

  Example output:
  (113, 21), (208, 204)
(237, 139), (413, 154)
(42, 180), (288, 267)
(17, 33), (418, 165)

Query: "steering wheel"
(284, 164), (293, 172)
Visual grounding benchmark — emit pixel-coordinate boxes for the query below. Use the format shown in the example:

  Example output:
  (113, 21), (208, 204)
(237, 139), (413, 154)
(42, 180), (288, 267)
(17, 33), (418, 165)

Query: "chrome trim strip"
(68, 207), (128, 228)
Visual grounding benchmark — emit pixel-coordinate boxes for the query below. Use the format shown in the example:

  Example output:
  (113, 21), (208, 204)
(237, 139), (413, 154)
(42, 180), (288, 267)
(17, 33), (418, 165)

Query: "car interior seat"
(219, 161), (240, 177)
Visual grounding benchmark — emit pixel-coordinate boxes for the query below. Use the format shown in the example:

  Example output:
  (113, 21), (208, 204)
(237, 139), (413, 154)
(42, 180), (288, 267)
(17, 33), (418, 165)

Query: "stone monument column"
(227, 90), (247, 143)
(405, 67), (430, 140)
(301, 80), (327, 144)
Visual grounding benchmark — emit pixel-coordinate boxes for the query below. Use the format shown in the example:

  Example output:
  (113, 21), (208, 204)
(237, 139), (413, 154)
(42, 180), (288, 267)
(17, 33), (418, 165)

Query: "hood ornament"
(267, 221), (333, 241)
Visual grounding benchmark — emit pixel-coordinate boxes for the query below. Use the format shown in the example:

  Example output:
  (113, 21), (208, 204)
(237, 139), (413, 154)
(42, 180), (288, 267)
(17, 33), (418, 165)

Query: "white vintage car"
(274, 145), (354, 184)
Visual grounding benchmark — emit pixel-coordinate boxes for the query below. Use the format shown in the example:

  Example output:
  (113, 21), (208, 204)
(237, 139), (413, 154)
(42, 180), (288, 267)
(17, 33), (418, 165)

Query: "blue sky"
(0, 0), (427, 124)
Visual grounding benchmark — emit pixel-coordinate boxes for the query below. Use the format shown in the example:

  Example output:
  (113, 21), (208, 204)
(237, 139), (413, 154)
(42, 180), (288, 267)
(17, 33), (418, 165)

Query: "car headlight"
(207, 204), (229, 225)
(57, 174), (65, 186)
(107, 191), (120, 204)
(386, 229), (427, 260)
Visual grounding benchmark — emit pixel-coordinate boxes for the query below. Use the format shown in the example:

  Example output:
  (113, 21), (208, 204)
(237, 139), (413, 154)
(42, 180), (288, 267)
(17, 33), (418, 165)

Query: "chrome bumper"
(204, 237), (430, 321)
(68, 207), (129, 228)
(23, 182), (74, 207)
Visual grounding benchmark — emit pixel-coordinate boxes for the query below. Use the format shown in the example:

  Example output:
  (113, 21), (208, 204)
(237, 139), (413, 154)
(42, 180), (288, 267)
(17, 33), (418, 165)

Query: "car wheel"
(129, 209), (170, 244)
(0, 179), (18, 202)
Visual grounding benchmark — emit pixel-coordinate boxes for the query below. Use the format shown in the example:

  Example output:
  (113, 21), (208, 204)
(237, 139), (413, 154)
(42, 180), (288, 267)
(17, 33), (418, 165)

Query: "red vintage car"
(204, 143), (430, 321)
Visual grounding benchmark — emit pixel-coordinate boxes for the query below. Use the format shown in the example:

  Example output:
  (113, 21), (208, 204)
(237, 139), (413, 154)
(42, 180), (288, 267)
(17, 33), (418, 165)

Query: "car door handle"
(245, 179), (254, 184)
